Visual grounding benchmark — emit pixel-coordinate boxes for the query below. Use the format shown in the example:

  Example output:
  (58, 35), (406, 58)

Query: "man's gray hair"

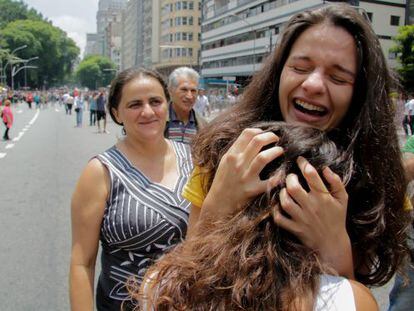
(168, 67), (199, 89)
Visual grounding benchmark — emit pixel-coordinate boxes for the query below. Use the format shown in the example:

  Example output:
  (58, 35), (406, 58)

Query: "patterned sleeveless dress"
(94, 141), (193, 310)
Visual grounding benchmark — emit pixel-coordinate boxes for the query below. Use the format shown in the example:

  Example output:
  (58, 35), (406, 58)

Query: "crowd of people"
(67, 3), (413, 311)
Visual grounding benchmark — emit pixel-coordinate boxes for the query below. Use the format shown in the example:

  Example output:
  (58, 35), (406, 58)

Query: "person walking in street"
(66, 93), (74, 115)
(96, 91), (108, 133)
(74, 92), (84, 127)
(69, 68), (193, 310)
(26, 92), (33, 109)
(164, 67), (206, 144)
(2, 99), (13, 141)
(89, 91), (97, 126)
(34, 92), (41, 109)
(402, 94), (414, 136)
(195, 87), (210, 117)
(180, 3), (411, 289)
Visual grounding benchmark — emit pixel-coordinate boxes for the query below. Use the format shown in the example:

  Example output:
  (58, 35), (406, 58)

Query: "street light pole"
(229, 14), (256, 73)
(3, 45), (27, 86)
(12, 65), (38, 91)
(22, 56), (39, 89)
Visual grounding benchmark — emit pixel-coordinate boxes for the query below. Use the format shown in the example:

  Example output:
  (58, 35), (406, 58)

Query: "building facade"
(85, 33), (100, 57)
(93, 0), (127, 69)
(155, 0), (202, 76)
(200, 0), (407, 86)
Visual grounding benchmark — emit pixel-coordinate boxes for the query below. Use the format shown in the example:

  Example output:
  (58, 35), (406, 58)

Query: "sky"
(23, 0), (99, 56)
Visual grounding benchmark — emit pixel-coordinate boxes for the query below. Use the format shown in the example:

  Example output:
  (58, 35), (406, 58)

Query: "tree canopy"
(76, 55), (116, 90)
(391, 24), (414, 93)
(0, 0), (80, 88)
(0, 0), (43, 28)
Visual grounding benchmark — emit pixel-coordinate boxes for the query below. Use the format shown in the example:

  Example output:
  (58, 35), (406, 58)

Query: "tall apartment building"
(89, 0), (127, 69)
(85, 33), (100, 57)
(155, 0), (202, 76)
(121, 0), (143, 70)
(201, 0), (407, 86)
(121, 0), (160, 69)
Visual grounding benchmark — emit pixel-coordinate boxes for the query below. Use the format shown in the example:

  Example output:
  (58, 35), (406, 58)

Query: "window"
(183, 1), (188, 10)
(182, 48), (187, 57)
(189, 16), (194, 25)
(176, 48), (181, 57)
(189, 33), (193, 41)
(189, 48), (193, 56)
(175, 17), (181, 26)
(183, 32), (188, 40)
(189, 1), (194, 10)
(390, 15), (400, 26)
(176, 2), (181, 10)
(366, 12), (373, 22)
(183, 16), (188, 25)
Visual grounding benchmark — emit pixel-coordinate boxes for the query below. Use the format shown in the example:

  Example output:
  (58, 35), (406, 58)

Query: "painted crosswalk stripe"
(0, 153), (6, 159)
(5, 144), (14, 149)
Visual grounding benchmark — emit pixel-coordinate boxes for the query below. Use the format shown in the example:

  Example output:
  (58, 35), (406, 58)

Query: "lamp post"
(23, 56), (39, 89)
(11, 65), (38, 90)
(1, 44), (27, 86)
(229, 14), (256, 73)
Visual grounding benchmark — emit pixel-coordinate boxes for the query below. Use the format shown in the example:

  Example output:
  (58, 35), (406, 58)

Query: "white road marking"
(0, 109), (39, 160)
(12, 132), (24, 142)
(28, 109), (40, 125)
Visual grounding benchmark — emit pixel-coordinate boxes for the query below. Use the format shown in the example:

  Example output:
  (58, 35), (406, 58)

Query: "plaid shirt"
(165, 104), (198, 144)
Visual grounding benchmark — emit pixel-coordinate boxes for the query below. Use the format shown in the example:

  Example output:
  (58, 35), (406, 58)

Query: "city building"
(120, 0), (162, 71)
(155, 0), (202, 76)
(200, 0), (407, 87)
(121, 0), (143, 70)
(85, 33), (100, 57)
(94, 0), (127, 69)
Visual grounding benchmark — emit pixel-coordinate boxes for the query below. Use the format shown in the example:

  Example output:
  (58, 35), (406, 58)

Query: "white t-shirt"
(195, 95), (209, 115)
(315, 274), (355, 311)
(405, 99), (414, 115)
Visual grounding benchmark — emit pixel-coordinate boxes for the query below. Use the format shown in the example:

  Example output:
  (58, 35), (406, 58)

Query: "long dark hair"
(136, 122), (357, 310)
(191, 3), (410, 286)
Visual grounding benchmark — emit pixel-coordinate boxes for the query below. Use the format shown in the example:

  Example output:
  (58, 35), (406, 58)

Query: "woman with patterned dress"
(69, 68), (193, 310)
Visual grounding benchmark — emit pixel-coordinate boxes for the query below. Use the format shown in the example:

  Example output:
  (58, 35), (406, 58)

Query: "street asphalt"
(0, 102), (395, 310)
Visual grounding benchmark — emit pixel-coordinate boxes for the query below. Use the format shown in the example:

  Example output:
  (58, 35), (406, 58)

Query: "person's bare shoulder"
(72, 158), (110, 207)
(349, 280), (378, 311)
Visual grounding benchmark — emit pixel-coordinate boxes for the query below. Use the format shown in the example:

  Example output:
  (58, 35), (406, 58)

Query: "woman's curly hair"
(187, 3), (411, 287)
(133, 122), (360, 310)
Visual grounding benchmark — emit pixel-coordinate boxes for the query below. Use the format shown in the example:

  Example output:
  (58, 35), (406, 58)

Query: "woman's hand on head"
(201, 128), (284, 220)
(273, 156), (354, 278)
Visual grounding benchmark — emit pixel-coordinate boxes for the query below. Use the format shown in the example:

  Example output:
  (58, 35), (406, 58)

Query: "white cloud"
(23, 0), (99, 56)
(51, 15), (92, 55)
